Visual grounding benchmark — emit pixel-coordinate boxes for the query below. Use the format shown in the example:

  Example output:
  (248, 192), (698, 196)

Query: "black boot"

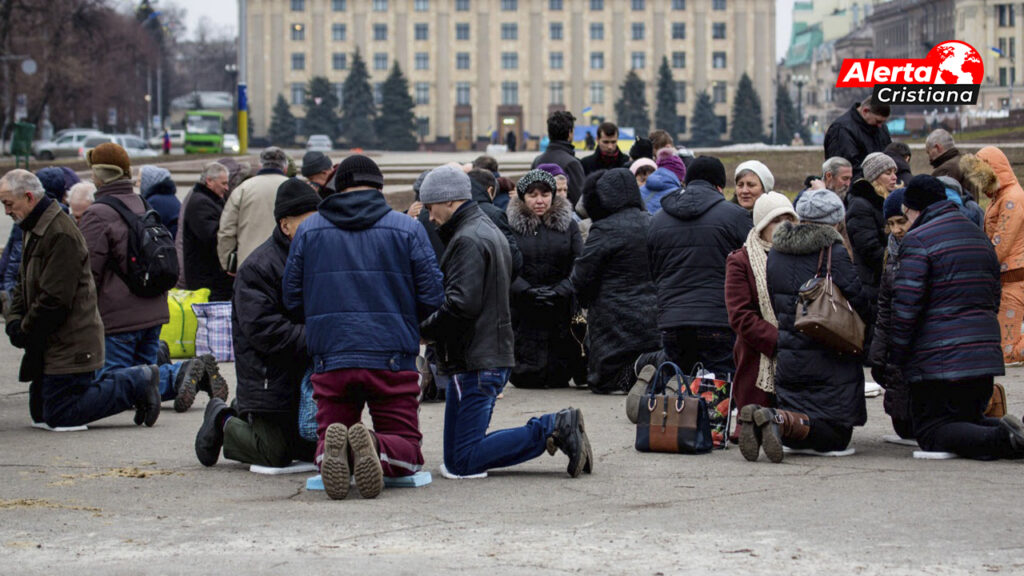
(157, 340), (170, 366)
(546, 408), (592, 478)
(198, 354), (229, 401)
(999, 414), (1024, 456)
(195, 398), (234, 467)
(173, 359), (204, 413)
(134, 365), (162, 427)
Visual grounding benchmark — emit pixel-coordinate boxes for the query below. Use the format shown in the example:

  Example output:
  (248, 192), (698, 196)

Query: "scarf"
(743, 227), (777, 394)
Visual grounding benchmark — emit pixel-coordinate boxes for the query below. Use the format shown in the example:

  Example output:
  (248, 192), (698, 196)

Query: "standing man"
(1, 169), (161, 429)
(300, 151), (334, 196)
(823, 97), (892, 179)
(531, 111), (586, 206)
(417, 165), (593, 480)
(283, 155), (444, 500)
(581, 122), (630, 175)
(183, 162), (235, 301)
(218, 147), (289, 272)
(926, 129), (965, 188)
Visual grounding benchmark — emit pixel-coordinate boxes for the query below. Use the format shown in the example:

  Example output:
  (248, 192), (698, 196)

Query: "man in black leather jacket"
(418, 165), (593, 479)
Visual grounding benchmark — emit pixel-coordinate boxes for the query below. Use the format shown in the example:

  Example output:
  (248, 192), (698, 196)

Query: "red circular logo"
(928, 41), (984, 84)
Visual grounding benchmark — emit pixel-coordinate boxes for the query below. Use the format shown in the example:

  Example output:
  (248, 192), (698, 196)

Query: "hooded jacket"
(977, 147), (1024, 274)
(639, 167), (681, 215)
(531, 140), (586, 206)
(142, 177), (181, 239)
(844, 179), (887, 299)
(283, 189), (444, 374)
(183, 183), (235, 301)
(647, 179), (752, 330)
(823, 102), (893, 179)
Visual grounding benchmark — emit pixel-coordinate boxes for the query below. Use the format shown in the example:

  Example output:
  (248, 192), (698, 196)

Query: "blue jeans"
(101, 325), (181, 401)
(443, 368), (556, 476)
(41, 366), (150, 428)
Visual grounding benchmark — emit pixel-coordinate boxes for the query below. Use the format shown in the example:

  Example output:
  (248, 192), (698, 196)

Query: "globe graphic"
(929, 41), (984, 84)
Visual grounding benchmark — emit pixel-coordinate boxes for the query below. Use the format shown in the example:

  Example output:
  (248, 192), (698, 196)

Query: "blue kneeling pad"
(306, 471), (432, 491)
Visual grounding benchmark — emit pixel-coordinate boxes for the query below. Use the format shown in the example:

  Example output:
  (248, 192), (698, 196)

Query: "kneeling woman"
(740, 189), (871, 462)
(507, 170), (583, 388)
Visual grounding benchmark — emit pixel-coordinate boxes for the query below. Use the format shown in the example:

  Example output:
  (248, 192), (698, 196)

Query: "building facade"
(244, 0), (776, 148)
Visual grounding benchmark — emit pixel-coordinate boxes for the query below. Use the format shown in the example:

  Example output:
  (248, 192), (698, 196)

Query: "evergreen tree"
(304, 76), (341, 141)
(689, 90), (720, 147)
(341, 49), (377, 148)
(730, 73), (764, 144)
(654, 57), (678, 135)
(268, 94), (296, 146)
(374, 61), (418, 151)
(614, 70), (650, 135)
(773, 84), (798, 145)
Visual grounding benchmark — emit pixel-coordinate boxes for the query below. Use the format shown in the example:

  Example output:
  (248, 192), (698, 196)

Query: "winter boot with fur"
(754, 407), (810, 463)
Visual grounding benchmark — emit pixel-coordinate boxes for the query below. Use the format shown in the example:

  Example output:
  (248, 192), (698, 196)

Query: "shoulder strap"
(94, 196), (137, 225)
(814, 247), (826, 278)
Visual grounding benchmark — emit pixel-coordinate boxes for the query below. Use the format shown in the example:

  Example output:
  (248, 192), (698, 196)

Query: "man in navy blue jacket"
(283, 155), (444, 500)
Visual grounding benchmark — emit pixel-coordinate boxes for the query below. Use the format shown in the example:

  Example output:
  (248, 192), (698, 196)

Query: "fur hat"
(516, 169), (557, 200)
(334, 154), (384, 191)
(629, 137), (654, 160)
(419, 164), (472, 204)
(752, 192), (798, 237)
(274, 177), (320, 221)
(684, 156), (726, 188)
(735, 160), (775, 192)
(960, 153), (999, 199)
(87, 142), (131, 183)
(861, 152), (897, 184)
(883, 188), (906, 220)
(903, 175), (947, 212)
(796, 188), (845, 225)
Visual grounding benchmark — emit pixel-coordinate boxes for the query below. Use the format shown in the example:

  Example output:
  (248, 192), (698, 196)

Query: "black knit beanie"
(334, 154), (384, 191)
(685, 156), (727, 188)
(274, 178), (320, 221)
(902, 175), (947, 212)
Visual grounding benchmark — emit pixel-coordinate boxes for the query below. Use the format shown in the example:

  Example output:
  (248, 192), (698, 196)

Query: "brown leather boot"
(754, 408), (810, 464)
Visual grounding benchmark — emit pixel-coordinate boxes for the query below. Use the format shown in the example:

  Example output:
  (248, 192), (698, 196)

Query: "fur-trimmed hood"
(507, 193), (574, 235)
(960, 152), (1000, 199)
(976, 146), (1021, 198)
(771, 221), (843, 255)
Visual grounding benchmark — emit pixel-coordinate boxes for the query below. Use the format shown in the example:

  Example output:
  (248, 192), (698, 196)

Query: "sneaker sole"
(754, 408), (784, 464)
(349, 423), (384, 499)
(321, 424), (350, 500)
(202, 356), (230, 401)
(174, 362), (202, 413)
(738, 405), (761, 462)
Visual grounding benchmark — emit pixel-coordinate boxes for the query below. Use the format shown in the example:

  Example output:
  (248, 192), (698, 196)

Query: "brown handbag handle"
(815, 248), (826, 278)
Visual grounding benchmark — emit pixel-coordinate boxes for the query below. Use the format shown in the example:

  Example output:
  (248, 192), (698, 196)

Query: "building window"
(415, 0), (429, 11)
(672, 23), (686, 39)
(632, 23), (645, 40)
(456, 52), (471, 69)
(291, 0), (304, 11)
(713, 51), (727, 68)
(501, 23), (518, 40)
(998, 4), (1016, 27)
(1012, 37), (1017, 59)
(456, 23), (470, 40)
(373, 24), (387, 41)
(333, 82), (344, 107)
(501, 81), (518, 105)
(549, 51), (564, 69)
(501, 0), (517, 10)
(590, 0), (604, 10)
(456, 0), (470, 11)
(332, 0), (346, 11)
(674, 81), (686, 102)
(677, 115), (687, 135)
(291, 24), (305, 41)
(417, 117), (429, 138)
(415, 52), (429, 70)
(713, 81), (727, 103)
(373, 0), (387, 11)
(672, 51), (686, 68)
(716, 115), (727, 133)
(502, 52), (519, 70)
(672, 0), (685, 8)
(550, 82), (564, 105)
(332, 23), (346, 41)
(550, 22), (563, 40)
(415, 23), (429, 40)
(550, 0), (563, 9)
(713, 0), (726, 10)
(590, 52), (604, 69)
(590, 82), (604, 104)
(632, 0), (645, 9)
(291, 53), (305, 70)
(415, 82), (429, 105)
(590, 23), (604, 40)
(291, 83), (305, 106)
(332, 53), (347, 70)
(374, 52), (388, 70)
(373, 83), (382, 106)
(631, 52), (646, 69)
(712, 23), (726, 39)
(456, 82), (471, 106)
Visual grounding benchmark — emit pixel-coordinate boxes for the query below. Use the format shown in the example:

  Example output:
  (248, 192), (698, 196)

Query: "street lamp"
(793, 74), (809, 127)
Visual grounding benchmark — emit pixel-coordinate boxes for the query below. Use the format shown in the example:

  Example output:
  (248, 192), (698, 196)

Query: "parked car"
(222, 133), (240, 153)
(306, 134), (333, 152)
(147, 129), (185, 150)
(79, 134), (158, 159)
(33, 129), (103, 160)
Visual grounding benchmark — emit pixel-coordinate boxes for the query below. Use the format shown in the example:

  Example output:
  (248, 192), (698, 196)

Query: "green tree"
(268, 94), (296, 146)
(374, 61), (418, 151)
(341, 49), (377, 148)
(304, 76), (341, 141)
(773, 84), (798, 145)
(614, 69), (650, 135)
(730, 73), (764, 144)
(689, 90), (720, 146)
(654, 57), (678, 135)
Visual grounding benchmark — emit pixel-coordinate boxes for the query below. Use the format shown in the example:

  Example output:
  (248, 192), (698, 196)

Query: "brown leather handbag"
(794, 245), (866, 356)
(635, 362), (712, 454)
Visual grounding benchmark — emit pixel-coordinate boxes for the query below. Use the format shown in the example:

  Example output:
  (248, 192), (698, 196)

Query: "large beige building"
(243, 0), (776, 148)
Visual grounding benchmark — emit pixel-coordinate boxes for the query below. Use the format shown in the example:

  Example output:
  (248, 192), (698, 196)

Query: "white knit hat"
(735, 160), (775, 192)
(753, 191), (798, 236)
(630, 158), (657, 175)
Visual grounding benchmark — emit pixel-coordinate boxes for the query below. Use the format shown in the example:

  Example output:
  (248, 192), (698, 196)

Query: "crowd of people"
(2, 97), (1023, 501)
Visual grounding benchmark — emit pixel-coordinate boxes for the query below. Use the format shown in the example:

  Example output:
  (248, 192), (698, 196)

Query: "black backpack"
(94, 196), (179, 298)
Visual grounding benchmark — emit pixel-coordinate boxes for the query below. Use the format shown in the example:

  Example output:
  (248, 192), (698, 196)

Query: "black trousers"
(910, 377), (1014, 460)
(784, 419), (853, 453)
(661, 326), (736, 378)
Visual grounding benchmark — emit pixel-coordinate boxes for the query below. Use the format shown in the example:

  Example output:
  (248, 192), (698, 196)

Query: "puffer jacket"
(766, 222), (870, 427)
(506, 194), (582, 387)
(844, 179), (887, 301)
(532, 140), (586, 206)
(0, 226), (23, 294)
(648, 179), (752, 330)
(869, 235), (900, 372)
(572, 168), (660, 392)
(823, 102), (892, 179)
(890, 201), (1003, 383)
(284, 188), (444, 374)
(639, 167), (681, 215)
(218, 170), (288, 271)
(142, 177), (181, 239)
(978, 146), (1024, 274)
(78, 179), (169, 334)
(233, 227), (307, 415)
(420, 202), (515, 374)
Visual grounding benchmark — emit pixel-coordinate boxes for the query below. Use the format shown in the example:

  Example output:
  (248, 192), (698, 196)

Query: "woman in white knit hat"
(733, 160), (774, 211)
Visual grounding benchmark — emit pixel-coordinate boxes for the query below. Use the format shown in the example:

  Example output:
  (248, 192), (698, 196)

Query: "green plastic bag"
(160, 288), (210, 358)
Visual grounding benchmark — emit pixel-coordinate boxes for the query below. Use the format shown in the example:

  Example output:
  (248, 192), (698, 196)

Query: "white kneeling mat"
(250, 462), (319, 475)
(864, 381), (884, 398)
(913, 450), (959, 460)
(439, 463), (487, 479)
(882, 434), (919, 447)
(32, 421), (88, 432)
(783, 446), (856, 457)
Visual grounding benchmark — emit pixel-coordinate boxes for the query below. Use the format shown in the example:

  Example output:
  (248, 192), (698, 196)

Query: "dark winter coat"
(283, 188), (444, 374)
(472, 176), (523, 278)
(571, 168), (660, 392)
(890, 201), (1004, 383)
(823, 103), (893, 179)
(421, 202), (515, 374)
(233, 226), (307, 416)
(844, 179), (887, 302)
(142, 177), (181, 239)
(639, 167), (681, 215)
(869, 235), (911, 423)
(930, 147), (964, 189)
(506, 194), (582, 387)
(532, 140), (586, 206)
(183, 183), (234, 302)
(767, 222), (870, 427)
(0, 226), (23, 294)
(886, 152), (914, 186)
(724, 246), (779, 404)
(581, 148), (631, 175)
(648, 179), (752, 330)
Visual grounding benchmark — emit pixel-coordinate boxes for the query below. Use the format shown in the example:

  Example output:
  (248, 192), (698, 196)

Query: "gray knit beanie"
(419, 165), (472, 205)
(795, 188), (845, 225)
(861, 152), (897, 184)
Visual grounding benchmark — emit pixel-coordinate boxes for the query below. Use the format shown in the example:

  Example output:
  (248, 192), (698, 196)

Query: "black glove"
(526, 287), (557, 307)
(870, 364), (886, 387)
(6, 319), (27, 349)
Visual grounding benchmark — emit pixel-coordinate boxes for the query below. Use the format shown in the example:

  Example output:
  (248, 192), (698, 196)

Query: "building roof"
(786, 24), (825, 68)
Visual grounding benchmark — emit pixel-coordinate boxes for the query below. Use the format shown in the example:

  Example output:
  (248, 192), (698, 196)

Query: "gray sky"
(170, 0), (794, 60)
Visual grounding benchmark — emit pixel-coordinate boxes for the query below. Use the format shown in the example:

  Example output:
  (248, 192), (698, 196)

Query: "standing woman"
(846, 152), (898, 301)
(725, 193), (798, 452)
(507, 170), (583, 389)
(733, 161), (774, 211)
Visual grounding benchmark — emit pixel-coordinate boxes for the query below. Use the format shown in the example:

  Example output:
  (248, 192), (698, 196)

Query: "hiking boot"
(157, 340), (170, 366)
(173, 359), (203, 413)
(999, 414), (1024, 455)
(547, 407), (591, 478)
(626, 364), (657, 424)
(195, 397), (233, 466)
(321, 423), (351, 500)
(754, 407), (810, 464)
(738, 404), (763, 462)
(198, 354), (229, 401)
(134, 365), (161, 427)
(348, 422), (384, 499)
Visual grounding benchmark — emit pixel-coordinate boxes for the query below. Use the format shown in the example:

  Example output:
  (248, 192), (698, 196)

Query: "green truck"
(184, 110), (224, 154)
